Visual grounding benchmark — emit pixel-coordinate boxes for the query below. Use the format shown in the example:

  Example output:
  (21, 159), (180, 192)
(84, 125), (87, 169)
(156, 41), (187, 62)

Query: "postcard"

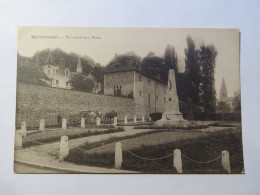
(14, 27), (243, 174)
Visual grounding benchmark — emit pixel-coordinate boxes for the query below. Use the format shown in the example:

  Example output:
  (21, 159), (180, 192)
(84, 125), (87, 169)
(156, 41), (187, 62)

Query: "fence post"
(59, 136), (69, 161)
(113, 116), (117, 127)
(173, 149), (183, 173)
(134, 115), (137, 123)
(124, 116), (128, 125)
(21, 121), (27, 136)
(15, 130), (23, 149)
(142, 115), (145, 123)
(115, 142), (123, 169)
(62, 118), (67, 130)
(222, 150), (231, 173)
(39, 119), (45, 131)
(81, 118), (85, 128)
(96, 117), (101, 126)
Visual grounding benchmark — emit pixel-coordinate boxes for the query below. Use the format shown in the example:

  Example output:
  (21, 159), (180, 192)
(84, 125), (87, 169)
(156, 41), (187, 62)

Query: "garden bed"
(65, 128), (244, 174)
(22, 127), (124, 148)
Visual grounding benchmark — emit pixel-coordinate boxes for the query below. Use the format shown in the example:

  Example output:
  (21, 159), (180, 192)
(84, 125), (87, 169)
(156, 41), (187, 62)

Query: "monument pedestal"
(155, 69), (186, 126)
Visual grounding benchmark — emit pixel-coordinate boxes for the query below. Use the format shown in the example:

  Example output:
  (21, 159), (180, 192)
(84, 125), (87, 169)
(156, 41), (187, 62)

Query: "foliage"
(107, 52), (142, 69)
(164, 45), (178, 72)
(217, 101), (231, 112)
(141, 52), (167, 83)
(198, 44), (218, 115)
(184, 36), (201, 105)
(68, 73), (95, 92)
(233, 93), (241, 112)
(149, 112), (162, 121)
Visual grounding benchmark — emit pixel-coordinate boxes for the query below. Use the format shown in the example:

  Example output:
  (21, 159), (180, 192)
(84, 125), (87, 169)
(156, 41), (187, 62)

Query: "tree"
(68, 73), (94, 92)
(233, 93), (241, 112)
(198, 44), (218, 115)
(141, 52), (167, 82)
(217, 101), (231, 112)
(164, 45), (178, 72)
(30, 48), (95, 76)
(107, 52), (142, 69)
(184, 36), (200, 105)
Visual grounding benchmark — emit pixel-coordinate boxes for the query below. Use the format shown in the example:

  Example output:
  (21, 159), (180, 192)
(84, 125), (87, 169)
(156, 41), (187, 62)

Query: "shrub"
(149, 113), (162, 121)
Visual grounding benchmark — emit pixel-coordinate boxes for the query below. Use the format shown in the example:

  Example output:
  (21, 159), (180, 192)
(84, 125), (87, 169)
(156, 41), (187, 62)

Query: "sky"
(18, 27), (240, 99)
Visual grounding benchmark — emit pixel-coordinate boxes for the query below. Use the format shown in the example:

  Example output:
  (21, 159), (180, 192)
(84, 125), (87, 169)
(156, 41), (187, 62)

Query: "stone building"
(17, 54), (51, 86)
(42, 53), (71, 89)
(104, 64), (167, 114)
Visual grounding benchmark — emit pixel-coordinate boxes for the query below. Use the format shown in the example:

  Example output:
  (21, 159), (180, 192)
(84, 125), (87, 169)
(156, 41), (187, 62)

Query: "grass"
(22, 127), (124, 148)
(65, 129), (244, 174)
(133, 124), (208, 130)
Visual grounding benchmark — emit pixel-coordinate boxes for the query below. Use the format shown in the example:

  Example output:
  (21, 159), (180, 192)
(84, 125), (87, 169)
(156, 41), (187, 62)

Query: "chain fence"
(123, 148), (173, 161)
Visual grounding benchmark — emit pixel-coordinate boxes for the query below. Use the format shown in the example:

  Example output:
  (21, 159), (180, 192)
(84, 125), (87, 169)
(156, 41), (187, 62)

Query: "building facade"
(104, 68), (167, 114)
(42, 54), (71, 89)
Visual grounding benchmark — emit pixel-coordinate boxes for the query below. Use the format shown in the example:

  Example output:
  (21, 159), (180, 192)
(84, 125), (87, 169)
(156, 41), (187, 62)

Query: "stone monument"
(156, 69), (184, 125)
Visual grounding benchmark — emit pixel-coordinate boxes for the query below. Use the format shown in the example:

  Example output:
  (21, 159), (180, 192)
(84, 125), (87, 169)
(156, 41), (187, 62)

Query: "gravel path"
(86, 126), (235, 154)
(20, 129), (154, 158)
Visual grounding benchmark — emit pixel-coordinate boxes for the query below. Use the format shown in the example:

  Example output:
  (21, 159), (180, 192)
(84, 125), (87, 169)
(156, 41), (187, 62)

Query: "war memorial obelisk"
(156, 69), (184, 125)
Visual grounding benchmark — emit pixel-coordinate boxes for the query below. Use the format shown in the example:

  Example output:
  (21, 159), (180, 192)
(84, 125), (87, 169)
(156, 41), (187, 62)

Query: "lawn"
(65, 128), (244, 174)
(22, 127), (124, 148)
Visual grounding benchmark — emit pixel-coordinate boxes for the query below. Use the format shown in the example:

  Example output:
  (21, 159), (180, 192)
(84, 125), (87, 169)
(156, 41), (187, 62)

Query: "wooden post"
(222, 150), (231, 173)
(81, 118), (85, 128)
(173, 149), (182, 173)
(59, 136), (69, 161)
(62, 118), (67, 130)
(39, 119), (45, 131)
(115, 142), (123, 169)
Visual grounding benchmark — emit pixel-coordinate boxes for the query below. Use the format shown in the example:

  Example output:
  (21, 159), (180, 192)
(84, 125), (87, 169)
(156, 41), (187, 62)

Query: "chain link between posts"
(123, 148), (173, 161)
(181, 153), (222, 164)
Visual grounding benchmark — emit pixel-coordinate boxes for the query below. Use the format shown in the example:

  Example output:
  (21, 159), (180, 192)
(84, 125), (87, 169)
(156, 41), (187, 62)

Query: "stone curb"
(14, 159), (139, 174)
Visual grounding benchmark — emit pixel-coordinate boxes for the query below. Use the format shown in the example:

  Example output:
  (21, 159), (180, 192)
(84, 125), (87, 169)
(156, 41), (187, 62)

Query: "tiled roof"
(17, 66), (50, 81)
(105, 64), (166, 84)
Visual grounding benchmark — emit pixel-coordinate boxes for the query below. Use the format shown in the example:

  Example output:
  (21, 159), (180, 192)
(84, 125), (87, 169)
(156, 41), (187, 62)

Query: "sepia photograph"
(14, 27), (243, 174)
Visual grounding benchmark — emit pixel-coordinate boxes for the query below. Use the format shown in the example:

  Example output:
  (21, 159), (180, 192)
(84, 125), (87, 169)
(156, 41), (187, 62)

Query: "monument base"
(155, 112), (186, 126)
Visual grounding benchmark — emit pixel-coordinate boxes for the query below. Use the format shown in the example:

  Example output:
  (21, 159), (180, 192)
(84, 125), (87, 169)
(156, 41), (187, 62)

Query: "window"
(139, 91), (142, 96)
(56, 70), (59, 74)
(56, 80), (59, 84)
(156, 96), (158, 101)
(53, 69), (55, 75)
(66, 82), (69, 88)
(148, 94), (150, 106)
(148, 79), (151, 85)
(48, 69), (50, 74)
(139, 75), (142, 81)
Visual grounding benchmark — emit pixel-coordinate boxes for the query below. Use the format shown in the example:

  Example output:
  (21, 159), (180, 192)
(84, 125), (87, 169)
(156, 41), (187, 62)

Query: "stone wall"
(104, 71), (134, 97)
(16, 83), (139, 128)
